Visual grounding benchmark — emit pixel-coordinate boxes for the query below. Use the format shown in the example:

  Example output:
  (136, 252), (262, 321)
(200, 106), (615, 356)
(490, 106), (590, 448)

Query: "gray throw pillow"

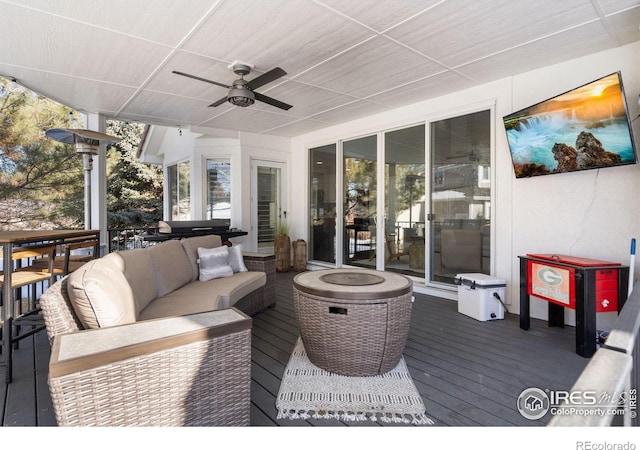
(197, 246), (233, 281)
(228, 244), (248, 273)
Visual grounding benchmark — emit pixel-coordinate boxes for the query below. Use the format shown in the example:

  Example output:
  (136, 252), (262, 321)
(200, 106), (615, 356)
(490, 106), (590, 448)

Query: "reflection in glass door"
(384, 125), (425, 277)
(343, 135), (377, 267)
(252, 161), (286, 254)
(429, 110), (491, 286)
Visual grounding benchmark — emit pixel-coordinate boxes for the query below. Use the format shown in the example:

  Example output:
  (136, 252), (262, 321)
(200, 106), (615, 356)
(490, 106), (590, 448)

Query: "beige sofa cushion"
(117, 248), (158, 315)
(137, 281), (224, 320)
(138, 271), (266, 321)
(66, 256), (136, 329)
(147, 240), (193, 297)
(218, 271), (266, 308)
(181, 235), (222, 280)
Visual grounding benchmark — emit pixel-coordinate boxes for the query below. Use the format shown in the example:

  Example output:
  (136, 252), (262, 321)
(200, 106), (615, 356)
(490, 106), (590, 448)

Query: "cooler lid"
(455, 273), (506, 287)
(526, 253), (621, 267)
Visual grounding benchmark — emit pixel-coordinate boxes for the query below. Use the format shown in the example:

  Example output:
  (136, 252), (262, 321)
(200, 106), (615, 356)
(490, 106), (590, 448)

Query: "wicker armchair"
(41, 278), (252, 426)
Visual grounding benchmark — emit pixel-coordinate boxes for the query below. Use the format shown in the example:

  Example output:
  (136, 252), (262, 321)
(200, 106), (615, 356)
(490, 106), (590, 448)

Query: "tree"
(106, 121), (163, 228)
(0, 77), (164, 230)
(0, 77), (83, 229)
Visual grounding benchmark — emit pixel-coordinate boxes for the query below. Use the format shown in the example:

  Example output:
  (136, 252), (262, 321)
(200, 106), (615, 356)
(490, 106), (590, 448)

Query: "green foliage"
(106, 120), (163, 228)
(0, 77), (83, 229)
(0, 77), (164, 230)
(276, 219), (289, 236)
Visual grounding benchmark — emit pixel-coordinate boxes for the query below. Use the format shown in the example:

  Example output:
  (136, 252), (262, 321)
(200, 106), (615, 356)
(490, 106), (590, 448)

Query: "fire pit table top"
(293, 268), (411, 301)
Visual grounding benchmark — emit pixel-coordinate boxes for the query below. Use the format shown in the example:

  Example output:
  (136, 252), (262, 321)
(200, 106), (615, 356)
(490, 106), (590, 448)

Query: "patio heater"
(405, 174), (422, 228)
(45, 128), (121, 229)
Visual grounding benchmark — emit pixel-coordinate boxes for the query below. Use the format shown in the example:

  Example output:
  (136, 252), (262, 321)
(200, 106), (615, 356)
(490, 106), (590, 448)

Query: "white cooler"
(456, 273), (506, 321)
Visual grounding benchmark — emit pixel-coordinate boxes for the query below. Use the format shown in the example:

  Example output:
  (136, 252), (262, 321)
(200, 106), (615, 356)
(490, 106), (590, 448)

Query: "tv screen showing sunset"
(503, 72), (636, 178)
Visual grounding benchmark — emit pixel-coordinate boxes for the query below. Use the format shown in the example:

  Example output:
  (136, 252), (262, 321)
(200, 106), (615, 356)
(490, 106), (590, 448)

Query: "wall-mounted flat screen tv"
(503, 72), (637, 178)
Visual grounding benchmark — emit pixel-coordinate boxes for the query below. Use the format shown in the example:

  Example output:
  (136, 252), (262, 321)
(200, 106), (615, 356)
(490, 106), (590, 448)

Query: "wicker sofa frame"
(40, 248), (275, 426)
(47, 307), (252, 426)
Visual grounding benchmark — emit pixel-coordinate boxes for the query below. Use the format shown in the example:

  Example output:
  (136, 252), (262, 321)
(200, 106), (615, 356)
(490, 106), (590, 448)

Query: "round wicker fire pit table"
(292, 268), (413, 376)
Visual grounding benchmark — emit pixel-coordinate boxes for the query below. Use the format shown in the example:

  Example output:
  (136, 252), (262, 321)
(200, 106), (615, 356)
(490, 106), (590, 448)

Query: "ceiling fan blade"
(209, 96), (229, 107)
(172, 70), (231, 89)
(246, 67), (287, 90)
(254, 92), (293, 111)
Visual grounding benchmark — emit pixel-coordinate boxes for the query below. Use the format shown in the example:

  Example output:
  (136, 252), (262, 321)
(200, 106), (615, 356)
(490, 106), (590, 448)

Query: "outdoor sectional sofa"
(39, 234), (275, 426)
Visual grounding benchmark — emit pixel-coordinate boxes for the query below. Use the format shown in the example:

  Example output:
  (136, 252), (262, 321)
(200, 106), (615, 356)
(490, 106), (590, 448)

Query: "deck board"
(1, 270), (589, 427)
(249, 271), (588, 427)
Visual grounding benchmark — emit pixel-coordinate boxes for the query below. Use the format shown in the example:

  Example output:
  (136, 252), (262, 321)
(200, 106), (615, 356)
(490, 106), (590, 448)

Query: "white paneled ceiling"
(0, 0), (638, 137)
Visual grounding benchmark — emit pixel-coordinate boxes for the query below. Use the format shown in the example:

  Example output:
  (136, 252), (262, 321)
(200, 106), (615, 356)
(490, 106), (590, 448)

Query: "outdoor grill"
(158, 219), (231, 237)
(150, 219), (247, 245)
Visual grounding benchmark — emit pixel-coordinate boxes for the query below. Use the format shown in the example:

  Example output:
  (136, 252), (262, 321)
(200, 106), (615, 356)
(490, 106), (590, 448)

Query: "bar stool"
(0, 245), (57, 352)
(31, 238), (99, 278)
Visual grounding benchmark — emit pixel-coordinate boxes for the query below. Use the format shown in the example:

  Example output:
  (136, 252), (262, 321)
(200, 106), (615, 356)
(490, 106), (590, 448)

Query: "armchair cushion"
(66, 257), (136, 329)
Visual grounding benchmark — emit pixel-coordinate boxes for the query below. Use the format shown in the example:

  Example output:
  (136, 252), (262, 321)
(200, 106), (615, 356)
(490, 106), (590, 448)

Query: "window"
(168, 161), (190, 220)
(205, 159), (231, 219)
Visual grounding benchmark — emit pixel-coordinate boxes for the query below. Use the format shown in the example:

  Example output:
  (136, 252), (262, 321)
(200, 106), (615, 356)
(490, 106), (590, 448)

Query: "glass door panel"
(309, 144), (337, 263)
(343, 135), (377, 267)
(384, 125), (425, 277)
(429, 110), (491, 285)
(252, 161), (286, 254)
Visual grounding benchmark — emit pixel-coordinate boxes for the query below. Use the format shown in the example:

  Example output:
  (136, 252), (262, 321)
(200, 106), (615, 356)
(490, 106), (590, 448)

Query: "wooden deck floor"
(1, 270), (589, 427)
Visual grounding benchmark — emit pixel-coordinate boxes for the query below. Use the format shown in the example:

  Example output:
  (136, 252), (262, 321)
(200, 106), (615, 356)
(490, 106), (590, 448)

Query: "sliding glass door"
(343, 135), (377, 267)
(429, 110), (491, 285)
(308, 110), (492, 287)
(384, 125), (425, 277)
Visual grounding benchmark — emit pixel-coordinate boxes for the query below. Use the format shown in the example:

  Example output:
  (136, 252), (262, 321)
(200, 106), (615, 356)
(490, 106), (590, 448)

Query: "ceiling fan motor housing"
(228, 79), (255, 106)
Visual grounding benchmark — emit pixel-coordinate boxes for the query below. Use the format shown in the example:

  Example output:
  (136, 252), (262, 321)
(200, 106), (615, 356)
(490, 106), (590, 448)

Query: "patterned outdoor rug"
(276, 338), (433, 425)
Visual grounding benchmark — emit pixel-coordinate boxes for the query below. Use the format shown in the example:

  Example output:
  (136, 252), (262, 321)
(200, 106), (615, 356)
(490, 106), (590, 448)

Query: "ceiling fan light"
(228, 85), (255, 107)
(228, 95), (255, 107)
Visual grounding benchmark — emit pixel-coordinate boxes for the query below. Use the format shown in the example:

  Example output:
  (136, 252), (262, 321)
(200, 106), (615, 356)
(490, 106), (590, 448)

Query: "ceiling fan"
(172, 62), (292, 110)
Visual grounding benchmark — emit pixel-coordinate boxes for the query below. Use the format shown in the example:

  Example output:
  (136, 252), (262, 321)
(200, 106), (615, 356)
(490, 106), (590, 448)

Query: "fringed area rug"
(276, 338), (433, 425)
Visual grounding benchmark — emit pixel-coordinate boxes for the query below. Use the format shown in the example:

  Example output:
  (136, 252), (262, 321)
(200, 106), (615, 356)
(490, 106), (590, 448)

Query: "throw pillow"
(228, 244), (248, 273)
(198, 246), (233, 281)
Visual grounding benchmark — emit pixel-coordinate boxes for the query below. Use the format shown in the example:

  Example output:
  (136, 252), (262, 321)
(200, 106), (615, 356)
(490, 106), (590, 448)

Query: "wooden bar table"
(0, 229), (100, 383)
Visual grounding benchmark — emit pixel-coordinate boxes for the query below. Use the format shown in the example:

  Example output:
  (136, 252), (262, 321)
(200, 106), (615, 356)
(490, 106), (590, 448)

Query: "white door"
(251, 160), (287, 254)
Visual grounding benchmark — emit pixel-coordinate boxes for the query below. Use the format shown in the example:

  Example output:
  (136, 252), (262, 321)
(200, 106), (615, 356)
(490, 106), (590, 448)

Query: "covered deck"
(1, 270), (587, 427)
